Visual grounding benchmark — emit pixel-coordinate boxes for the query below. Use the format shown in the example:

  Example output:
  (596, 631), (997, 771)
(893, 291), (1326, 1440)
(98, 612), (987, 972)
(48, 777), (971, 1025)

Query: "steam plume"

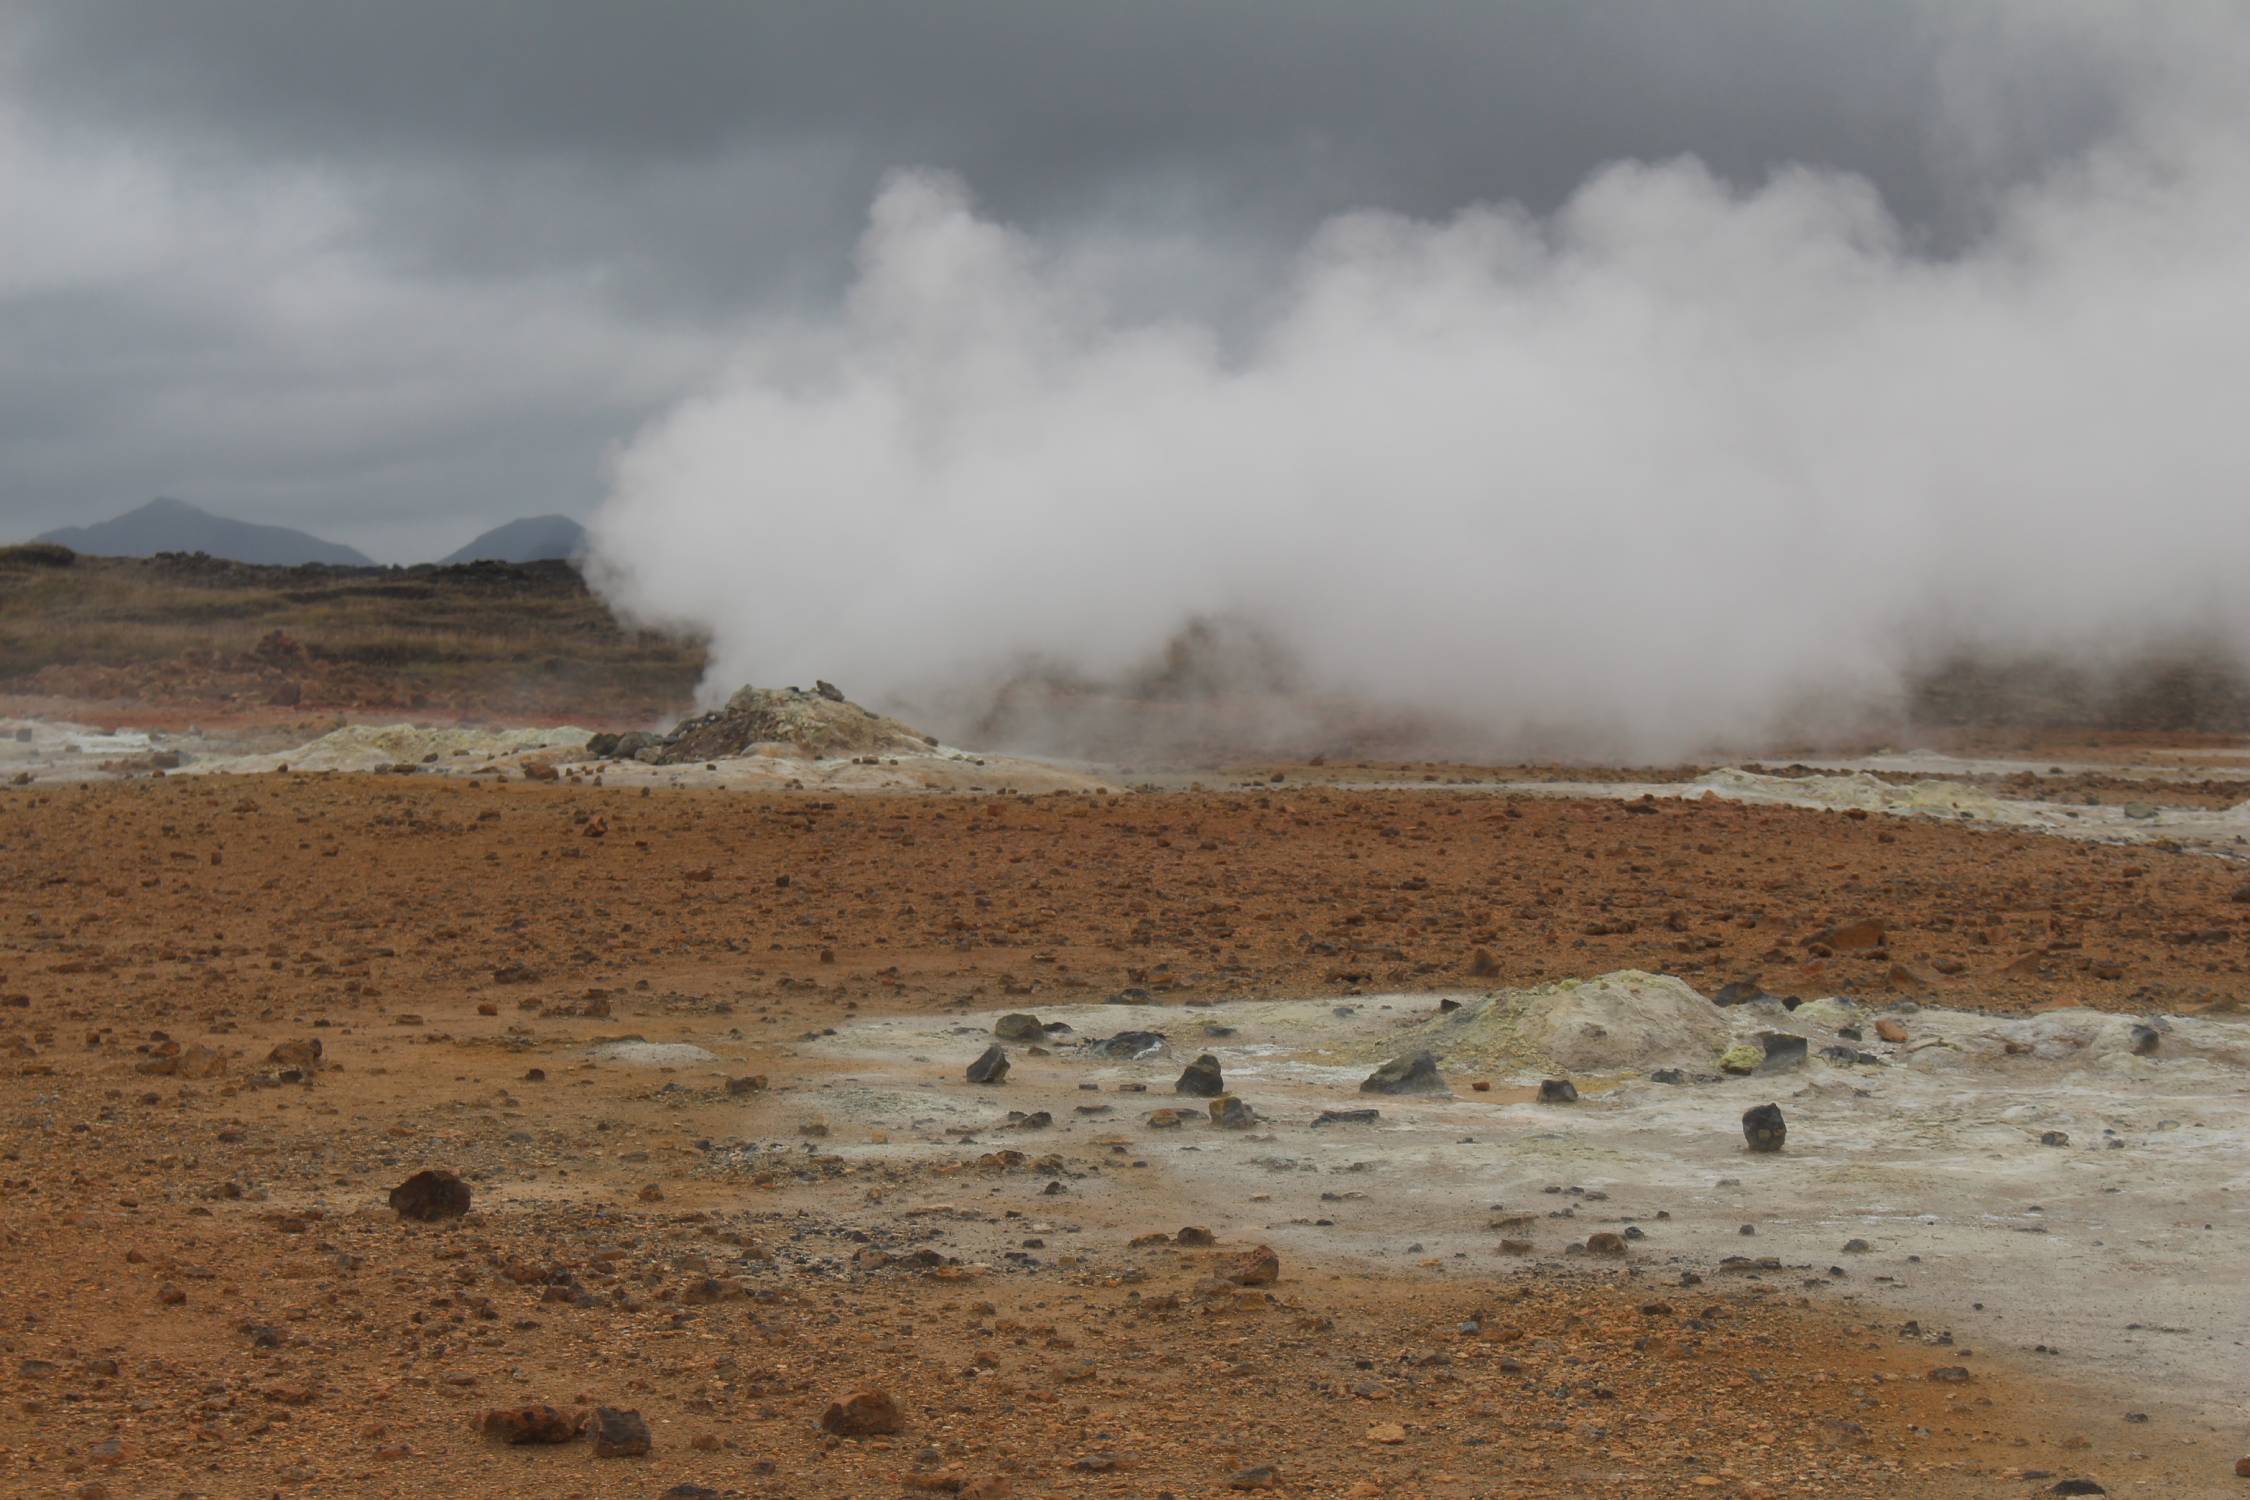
(587, 5), (2250, 759)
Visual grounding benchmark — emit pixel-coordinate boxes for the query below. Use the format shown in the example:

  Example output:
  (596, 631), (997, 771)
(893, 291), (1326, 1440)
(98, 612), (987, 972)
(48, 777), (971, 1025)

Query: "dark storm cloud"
(0, 2), (2145, 557)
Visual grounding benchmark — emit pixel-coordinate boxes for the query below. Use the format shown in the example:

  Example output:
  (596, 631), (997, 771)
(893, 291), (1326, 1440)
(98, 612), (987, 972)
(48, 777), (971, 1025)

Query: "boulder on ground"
(1175, 1053), (1225, 1097)
(388, 1168), (471, 1222)
(1361, 1051), (1448, 1095)
(1222, 1245), (1280, 1286)
(1086, 1030), (1166, 1059)
(821, 1389), (904, 1437)
(591, 1405), (651, 1457)
(1742, 1103), (1786, 1152)
(1210, 1095), (1257, 1128)
(478, 1404), (583, 1445)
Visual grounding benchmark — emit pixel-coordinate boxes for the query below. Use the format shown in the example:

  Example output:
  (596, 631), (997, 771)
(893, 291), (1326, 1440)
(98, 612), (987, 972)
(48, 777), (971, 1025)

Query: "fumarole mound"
(588, 683), (938, 764)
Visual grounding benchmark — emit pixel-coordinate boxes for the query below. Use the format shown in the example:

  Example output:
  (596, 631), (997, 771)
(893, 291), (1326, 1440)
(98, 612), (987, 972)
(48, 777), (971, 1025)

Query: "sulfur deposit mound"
(1385, 970), (1733, 1080)
(205, 722), (593, 774)
(593, 684), (937, 764)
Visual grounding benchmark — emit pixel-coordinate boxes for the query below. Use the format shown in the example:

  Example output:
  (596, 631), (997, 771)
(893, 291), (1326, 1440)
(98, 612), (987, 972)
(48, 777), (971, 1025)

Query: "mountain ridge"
(438, 514), (586, 566)
(34, 497), (374, 566)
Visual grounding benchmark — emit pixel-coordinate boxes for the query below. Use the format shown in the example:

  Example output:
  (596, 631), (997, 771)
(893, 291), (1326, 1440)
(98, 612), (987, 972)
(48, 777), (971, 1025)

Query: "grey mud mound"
(793, 980), (2250, 1427)
(592, 684), (936, 764)
(1392, 970), (1732, 1078)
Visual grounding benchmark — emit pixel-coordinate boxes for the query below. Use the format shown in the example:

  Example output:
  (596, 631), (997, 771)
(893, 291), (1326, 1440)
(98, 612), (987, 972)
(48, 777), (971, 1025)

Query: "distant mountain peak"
(439, 514), (586, 566)
(33, 498), (372, 567)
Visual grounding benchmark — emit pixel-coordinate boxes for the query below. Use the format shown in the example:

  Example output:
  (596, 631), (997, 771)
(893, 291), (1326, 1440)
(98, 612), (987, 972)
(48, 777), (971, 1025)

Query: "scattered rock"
(1360, 1052), (1447, 1095)
(477, 1404), (582, 1444)
(1175, 1053), (1225, 1097)
(2040, 1130), (2070, 1147)
(590, 1405), (651, 1458)
(1585, 1232), (1627, 1256)
(2128, 1023), (2160, 1056)
(820, 1389), (904, 1437)
(1755, 1032), (1808, 1072)
(966, 1045), (1009, 1085)
(2049, 1482), (2107, 1496)
(1874, 1018), (1908, 1043)
(993, 1013), (1045, 1042)
(387, 1169), (471, 1222)
(1087, 1030), (1167, 1060)
(1468, 948), (1500, 978)
(1313, 1108), (1380, 1127)
(1227, 1467), (1278, 1491)
(1537, 1078), (1578, 1104)
(265, 1038), (323, 1070)
(1742, 1103), (1786, 1153)
(1811, 918), (1887, 951)
(1210, 1095), (1257, 1129)
(1222, 1245), (1280, 1286)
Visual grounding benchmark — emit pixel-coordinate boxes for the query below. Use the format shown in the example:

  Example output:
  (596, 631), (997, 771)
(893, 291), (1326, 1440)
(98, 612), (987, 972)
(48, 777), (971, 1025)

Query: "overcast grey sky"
(0, 2), (2150, 561)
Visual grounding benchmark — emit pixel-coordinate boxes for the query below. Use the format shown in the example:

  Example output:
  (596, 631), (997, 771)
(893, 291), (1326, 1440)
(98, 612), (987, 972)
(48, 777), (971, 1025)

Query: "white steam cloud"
(588, 4), (2250, 758)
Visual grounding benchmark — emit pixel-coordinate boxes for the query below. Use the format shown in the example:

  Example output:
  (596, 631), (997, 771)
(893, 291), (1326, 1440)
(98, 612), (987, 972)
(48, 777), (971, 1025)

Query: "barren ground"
(4, 767), (2249, 1497)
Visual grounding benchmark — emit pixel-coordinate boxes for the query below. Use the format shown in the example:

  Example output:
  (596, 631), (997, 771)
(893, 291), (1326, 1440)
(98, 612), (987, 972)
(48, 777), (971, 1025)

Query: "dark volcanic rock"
(590, 1405), (651, 1458)
(1537, 1078), (1578, 1104)
(265, 1038), (322, 1070)
(478, 1404), (583, 1444)
(1742, 1103), (1787, 1153)
(1312, 1108), (1380, 1127)
(1087, 1030), (1167, 1060)
(1210, 1095), (1257, 1129)
(1756, 1032), (1808, 1072)
(820, 1389), (904, 1437)
(1174, 1053), (1225, 1097)
(993, 1013), (1046, 1042)
(966, 1044), (1010, 1085)
(1713, 980), (1767, 1007)
(1360, 1051), (1448, 1095)
(387, 1168), (471, 1222)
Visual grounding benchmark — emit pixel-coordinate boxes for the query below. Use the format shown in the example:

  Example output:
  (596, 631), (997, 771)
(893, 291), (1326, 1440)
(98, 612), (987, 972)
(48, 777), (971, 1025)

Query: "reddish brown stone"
(477, 1404), (583, 1445)
(821, 1389), (904, 1437)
